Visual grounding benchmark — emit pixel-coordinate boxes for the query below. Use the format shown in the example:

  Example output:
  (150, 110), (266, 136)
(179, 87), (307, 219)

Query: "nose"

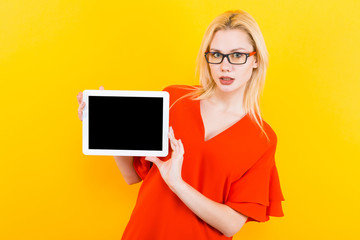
(220, 56), (232, 72)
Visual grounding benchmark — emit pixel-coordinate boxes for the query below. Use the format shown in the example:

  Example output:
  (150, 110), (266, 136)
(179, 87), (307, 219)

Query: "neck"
(209, 85), (246, 115)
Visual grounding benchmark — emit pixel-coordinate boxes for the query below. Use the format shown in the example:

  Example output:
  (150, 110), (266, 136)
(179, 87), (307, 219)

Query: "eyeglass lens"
(206, 52), (247, 64)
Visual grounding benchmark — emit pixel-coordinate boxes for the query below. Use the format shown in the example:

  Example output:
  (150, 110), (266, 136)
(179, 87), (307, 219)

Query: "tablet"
(82, 89), (169, 156)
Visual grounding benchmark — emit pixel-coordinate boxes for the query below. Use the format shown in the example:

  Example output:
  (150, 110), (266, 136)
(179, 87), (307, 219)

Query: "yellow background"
(1, 0), (359, 239)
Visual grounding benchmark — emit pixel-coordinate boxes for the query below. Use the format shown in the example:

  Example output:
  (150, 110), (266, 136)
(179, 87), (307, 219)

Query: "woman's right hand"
(77, 86), (104, 121)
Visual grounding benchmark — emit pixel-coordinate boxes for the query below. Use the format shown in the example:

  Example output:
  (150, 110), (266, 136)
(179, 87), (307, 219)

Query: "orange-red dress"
(122, 85), (285, 240)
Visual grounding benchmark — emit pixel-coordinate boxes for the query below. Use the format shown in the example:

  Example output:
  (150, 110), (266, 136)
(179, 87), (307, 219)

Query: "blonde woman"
(77, 9), (284, 240)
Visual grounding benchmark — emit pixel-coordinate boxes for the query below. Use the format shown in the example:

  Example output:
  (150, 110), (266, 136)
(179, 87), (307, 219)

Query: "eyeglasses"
(204, 51), (256, 65)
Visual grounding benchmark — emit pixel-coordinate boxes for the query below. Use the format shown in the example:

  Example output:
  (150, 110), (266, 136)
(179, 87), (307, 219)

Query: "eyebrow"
(210, 48), (247, 52)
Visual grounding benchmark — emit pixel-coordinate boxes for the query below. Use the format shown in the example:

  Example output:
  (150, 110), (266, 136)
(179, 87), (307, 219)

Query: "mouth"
(219, 76), (235, 85)
(219, 76), (235, 81)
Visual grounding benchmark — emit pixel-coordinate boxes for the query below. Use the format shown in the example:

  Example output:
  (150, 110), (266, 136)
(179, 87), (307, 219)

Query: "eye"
(212, 52), (221, 58)
(232, 52), (244, 58)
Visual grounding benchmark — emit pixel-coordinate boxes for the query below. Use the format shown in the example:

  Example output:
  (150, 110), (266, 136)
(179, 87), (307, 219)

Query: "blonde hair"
(172, 10), (270, 142)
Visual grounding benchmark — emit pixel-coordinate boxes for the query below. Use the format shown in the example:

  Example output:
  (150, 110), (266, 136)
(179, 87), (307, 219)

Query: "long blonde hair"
(172, 10), (270, 142)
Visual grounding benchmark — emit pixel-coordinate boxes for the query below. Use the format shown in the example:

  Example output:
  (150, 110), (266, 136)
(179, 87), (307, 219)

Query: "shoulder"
(162, 84), (198, 95)
(248, 118), (279, 167)
(262, 119), (278, 146)
(247, 115), (278, 151)
(162, 84), (200, 106)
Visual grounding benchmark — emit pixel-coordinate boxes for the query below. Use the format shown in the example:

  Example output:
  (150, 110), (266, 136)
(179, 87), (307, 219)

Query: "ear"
(253, 58), (258, 69)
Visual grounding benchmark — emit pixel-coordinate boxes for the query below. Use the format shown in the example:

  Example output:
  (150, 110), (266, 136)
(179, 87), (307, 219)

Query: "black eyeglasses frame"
(204, 51), (256, 65)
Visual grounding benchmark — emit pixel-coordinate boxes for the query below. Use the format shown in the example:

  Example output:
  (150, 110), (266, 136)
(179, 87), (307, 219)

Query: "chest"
(169, 99), (264, 195)
(200, 100), (246, 142)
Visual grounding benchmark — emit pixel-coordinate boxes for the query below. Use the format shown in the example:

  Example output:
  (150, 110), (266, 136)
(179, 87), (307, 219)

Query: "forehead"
(210, 29), (253, 52)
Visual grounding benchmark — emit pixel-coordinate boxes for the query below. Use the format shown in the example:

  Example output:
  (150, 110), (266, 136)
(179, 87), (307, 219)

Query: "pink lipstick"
(220, 76), (235, 85)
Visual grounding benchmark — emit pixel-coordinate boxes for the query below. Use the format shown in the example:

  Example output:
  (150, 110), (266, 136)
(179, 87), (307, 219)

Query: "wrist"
(169, 178), (186, 193)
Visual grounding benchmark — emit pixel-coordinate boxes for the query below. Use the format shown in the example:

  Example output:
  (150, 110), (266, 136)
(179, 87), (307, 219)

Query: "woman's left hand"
(144, 126), (185, 191)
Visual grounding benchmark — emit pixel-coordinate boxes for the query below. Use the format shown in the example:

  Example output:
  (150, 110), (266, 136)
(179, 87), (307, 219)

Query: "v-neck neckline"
(197, 99), (248, 143)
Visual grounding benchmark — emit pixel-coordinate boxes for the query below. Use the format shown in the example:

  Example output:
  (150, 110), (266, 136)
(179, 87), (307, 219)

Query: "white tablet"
(82, 89), (169, 156)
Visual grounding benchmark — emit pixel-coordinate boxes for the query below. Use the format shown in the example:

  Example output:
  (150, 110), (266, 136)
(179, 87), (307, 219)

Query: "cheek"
(209, 66), (218, 78)
(236, 67), (254, 82)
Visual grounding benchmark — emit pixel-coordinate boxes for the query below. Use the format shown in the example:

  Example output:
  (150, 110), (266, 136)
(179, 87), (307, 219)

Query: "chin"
(215, 81), (245, 93)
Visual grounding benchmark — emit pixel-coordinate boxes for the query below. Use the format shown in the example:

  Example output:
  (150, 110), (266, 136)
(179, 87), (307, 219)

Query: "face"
(208, 29), (258, 94)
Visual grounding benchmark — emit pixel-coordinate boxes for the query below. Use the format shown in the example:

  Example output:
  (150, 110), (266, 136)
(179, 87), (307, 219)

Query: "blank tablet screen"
(88, 96), (163, 151)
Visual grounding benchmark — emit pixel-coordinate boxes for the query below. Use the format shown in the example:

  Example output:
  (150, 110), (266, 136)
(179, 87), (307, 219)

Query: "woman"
(77, 9), (284, 239)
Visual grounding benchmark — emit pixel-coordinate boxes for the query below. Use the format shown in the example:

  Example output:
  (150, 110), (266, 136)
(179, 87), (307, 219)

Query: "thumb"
(99, 86), (104, 90)
(144, 156), (161, 166)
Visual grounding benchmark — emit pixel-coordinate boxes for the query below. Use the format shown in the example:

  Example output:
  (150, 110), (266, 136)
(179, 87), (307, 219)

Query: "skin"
(200, 29), (258, 141)
(77, 87), (143, 185)
(146, 29), (258, 237)
(76, 29), (258, 237)
(206, 29), (258, 114)
(77, 86), (104, 121)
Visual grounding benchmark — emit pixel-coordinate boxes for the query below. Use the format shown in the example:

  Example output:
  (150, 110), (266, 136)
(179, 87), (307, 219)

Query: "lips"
(220, 76), (235, 85)
(220, 76), (235, 81)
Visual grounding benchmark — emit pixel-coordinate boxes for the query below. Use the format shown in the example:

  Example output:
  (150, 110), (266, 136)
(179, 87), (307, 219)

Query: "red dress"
(122, 85), (285, 239)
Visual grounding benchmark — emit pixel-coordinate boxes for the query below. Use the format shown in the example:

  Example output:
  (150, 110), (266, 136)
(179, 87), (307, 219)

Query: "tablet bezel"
(82, 89), (169, 156)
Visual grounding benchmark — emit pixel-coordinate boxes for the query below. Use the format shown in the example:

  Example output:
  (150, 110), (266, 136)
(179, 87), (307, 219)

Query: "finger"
(169, 130), (178, 151)
(172, 132), (181, 153)
(171, 127), (175, 138)
(78, 108), (83, 121)
(169, 136), (176, 151)
(170, 127), (176, 141)
(169, 126), (173, 138)
(99, 86), (104, 90)
(179, 139), (185, 155)
(144, 156), (161, 167)
(168, 127), (176, 149)
(78, 102), (85, 120)
(80, 101), (86, 110)
(77, 92), (83, 104)
(171, 139), (179, 154)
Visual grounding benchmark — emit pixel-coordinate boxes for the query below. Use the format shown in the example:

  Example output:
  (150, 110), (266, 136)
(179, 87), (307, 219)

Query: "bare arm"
(145, 127), (247, 237)
(113, 156), (142, 185)
(171, 180), (247, 237)
(77, 87), (142, 185)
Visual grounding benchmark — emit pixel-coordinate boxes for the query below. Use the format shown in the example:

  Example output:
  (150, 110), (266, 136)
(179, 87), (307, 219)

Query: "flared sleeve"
(225, 142), (285, 223)
(132, 156), (153, 180)
(132, 84), (191, 181)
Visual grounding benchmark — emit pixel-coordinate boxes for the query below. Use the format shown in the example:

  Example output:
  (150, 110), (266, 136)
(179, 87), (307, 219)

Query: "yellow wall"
(1, 0), (359, 239)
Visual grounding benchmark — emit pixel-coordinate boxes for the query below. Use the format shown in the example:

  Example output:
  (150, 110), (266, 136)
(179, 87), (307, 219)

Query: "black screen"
(88, 96), (163, 150)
